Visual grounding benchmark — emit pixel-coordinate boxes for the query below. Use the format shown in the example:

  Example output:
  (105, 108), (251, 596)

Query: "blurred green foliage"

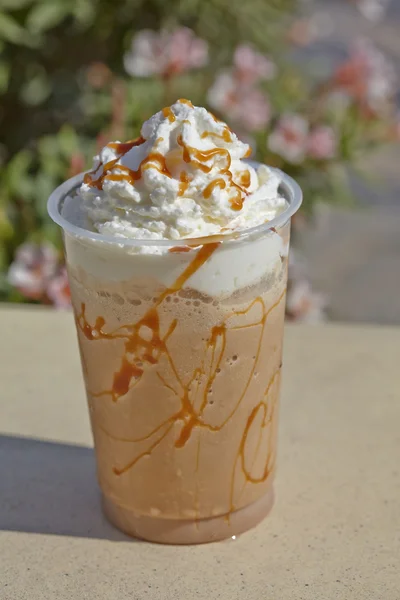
(0, 0), (397, 303)
(0, 0), (292, 289)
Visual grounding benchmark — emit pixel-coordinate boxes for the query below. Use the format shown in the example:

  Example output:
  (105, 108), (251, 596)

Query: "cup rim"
(47, 164), (302, 248)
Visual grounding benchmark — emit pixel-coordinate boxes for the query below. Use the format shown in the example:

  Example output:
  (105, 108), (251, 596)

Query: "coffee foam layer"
(64, 228), (288, 298)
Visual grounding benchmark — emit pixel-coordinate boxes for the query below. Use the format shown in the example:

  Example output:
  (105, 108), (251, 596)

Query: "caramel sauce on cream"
(83, 103), (252, 223)
(203, 178), (226, 198)
(201, 129), (232, 143)
(176, 132), (249, 209)
(162, 106), (176, 122)
(107, 136), (146, 154)
(177, 98), (194, 107)
(178, 171), (191, 196)
(239, 170), (251, 188)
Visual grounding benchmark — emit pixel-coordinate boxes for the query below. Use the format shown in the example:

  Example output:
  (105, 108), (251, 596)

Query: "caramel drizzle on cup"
(76, 241), (285, 514)
(77, 243), (220, 404)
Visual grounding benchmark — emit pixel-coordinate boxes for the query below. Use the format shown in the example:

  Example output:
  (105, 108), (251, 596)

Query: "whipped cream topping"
(71, 99), (286, 249)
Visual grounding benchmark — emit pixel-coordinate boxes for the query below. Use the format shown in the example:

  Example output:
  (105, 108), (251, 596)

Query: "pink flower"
(124, 28), (208, 78)
(7, 243), (59, 300)
(286, 252), (327, 323)
(287, 19), (314, 47)
(47, 267), (71, 309)
(334, 39), (396, 113)
(207, 43), (275, 132)
(307, 126), (337, 160)
(233, 44), (276, 85)
(207, 71), (270, 131)
(287, 14), (334, 47)
(286, 280), (327, 323)
(236, 89), (271, 131)
(267, 114), (309, 164)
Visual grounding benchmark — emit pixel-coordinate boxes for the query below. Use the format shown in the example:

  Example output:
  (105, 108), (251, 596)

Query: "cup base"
(102, 486), (274, 544)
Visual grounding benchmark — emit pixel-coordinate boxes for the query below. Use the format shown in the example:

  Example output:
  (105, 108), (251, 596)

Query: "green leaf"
(37, 136), (68, 178)
(73, 0), (95, 27)
(6, 149), (33, 192)
(26, 2), (69, 34)
(38, 135), (60, 159)
(0, 0), (34, 8)
(57, 125), (79, 158)
(0, 207), (13, 240)
(0, 12), (29, 44)
(0, 277), (9, 296)
(41, 222), (63, 249)
(20, 69), (52, 106)
(33, 172), (56, 220)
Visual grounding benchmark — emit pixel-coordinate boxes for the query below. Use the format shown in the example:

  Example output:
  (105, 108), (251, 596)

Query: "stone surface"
(1, 307), (399, 599)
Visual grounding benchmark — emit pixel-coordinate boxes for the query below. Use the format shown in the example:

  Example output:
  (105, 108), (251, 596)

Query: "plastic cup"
(48, 166), (302, 544)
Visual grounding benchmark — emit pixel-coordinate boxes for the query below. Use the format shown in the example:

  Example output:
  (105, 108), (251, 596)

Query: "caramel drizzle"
(232, 365), (281, 511)
(176, 134), (248, 210)
(243, 369), (280, 480)
(85, 150), (172, 190)
(177, 134), (231, 174)
(201, 129), (232, 143)
(178, 171), (190, 197)
(78, 242), (285, 513)
(84, 134), (175, 189)
(77, 243), (219, 403)
(240, 382), (278, 484)
(162, 106), (176, 122)
(177, 98), (194, 108)
(162, 243), (219, 301)
(168, 246), (192, 253)
(203, 178), (226, 199)
(84, 102), (250, 211)
(239, 169), (251, 188)
(230, 185), (245, 211)
(107, 137), (145, 154)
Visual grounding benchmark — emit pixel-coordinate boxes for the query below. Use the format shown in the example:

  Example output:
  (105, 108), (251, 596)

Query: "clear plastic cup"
(48, 166), (302, 544)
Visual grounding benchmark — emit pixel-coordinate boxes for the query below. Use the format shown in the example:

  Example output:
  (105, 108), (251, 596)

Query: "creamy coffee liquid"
(66, 227), (288, 543)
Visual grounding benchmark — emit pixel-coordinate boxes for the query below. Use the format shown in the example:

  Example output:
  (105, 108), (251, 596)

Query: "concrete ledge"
(1, 307), (399, 599)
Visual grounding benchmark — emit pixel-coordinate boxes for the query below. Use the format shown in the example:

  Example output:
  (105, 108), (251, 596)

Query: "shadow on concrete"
(0, 434), (133, 541)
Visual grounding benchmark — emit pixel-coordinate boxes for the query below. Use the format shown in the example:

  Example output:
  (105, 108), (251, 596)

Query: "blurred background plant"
(0, 0), (398, 318)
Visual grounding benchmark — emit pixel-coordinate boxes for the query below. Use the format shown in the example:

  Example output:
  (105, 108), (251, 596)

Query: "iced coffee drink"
(48, 99), (301, 543)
